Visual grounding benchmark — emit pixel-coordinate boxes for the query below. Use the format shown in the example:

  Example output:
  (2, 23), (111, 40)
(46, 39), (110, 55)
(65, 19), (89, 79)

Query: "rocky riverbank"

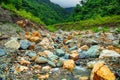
(0, 27), (120, 80)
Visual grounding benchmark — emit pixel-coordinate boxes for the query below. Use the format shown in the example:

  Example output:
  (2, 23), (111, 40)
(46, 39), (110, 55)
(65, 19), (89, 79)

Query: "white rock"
(5, 40), (20, 50)
(99, 49), (120, 58)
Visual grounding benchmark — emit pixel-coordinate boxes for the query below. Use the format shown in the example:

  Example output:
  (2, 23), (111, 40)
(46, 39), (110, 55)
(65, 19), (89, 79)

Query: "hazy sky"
(50, 0), (81, 8)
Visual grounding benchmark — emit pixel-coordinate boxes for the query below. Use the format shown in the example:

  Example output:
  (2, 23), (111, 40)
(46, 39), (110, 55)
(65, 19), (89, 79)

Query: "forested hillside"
(68, 0), (120, 21)
(0, 0), (69, 25)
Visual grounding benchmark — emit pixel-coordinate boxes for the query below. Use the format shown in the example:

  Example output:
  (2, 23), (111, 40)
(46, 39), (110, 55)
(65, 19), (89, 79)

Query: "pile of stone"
(0, 30), (120, 80)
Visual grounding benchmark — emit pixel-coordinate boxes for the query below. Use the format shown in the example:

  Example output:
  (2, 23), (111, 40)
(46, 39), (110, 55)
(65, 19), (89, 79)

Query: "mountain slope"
(0, 0), (69, 25)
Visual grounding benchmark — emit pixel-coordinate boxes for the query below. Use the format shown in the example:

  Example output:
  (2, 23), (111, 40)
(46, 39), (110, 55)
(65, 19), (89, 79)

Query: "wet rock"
(0, 48), (6, 57)
(20, 40), (31, 50)
(5, 39), (20, 50)
(63, 60), (75, 70)
(85, 45), (100, 58)
(70, 50), (79, 60)
(90, 62), (115, 80)
(42, 66), (51, 72)
(99, 49), (120, 58)
(55, 49), (65, 57)
(48, 60), (56, 67)
(35, 57), (48, 63)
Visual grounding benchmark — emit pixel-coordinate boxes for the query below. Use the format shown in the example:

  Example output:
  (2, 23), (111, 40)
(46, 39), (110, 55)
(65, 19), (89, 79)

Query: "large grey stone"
(55, 49), (65, 57)
(20, 40), (31, 49)
(85, 45), (100, 58)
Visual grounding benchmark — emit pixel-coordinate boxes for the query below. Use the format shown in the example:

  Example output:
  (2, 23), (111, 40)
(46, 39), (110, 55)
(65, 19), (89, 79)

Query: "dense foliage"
(0, 0), (69, 25)
(0, 0), (120, 28)
(69, 0), (120, 22)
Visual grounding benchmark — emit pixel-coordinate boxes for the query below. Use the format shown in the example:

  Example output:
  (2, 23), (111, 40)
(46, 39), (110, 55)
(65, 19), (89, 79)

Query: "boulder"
(55, 49), (65, 57)
(99, 49), (120, 58)
(63, 60), (75, 70)
(5, 40), (20, 50)
(85, 45), (100, 58)
(20, 40), (31, 49)
(90, 62), (115, 80)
